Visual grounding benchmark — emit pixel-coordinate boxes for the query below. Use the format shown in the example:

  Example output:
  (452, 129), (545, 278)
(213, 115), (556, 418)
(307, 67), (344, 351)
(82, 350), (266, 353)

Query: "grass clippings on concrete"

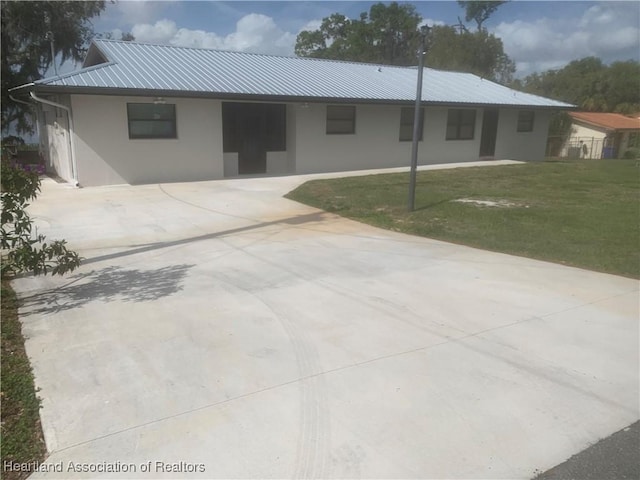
(1, 279), (47, 480)
(286, 159), (639, 278)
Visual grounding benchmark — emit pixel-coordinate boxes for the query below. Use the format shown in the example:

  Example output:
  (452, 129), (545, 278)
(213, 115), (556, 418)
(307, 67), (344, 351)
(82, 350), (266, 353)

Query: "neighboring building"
(10, 40), (572, 187)
(561, 112), (640, 159)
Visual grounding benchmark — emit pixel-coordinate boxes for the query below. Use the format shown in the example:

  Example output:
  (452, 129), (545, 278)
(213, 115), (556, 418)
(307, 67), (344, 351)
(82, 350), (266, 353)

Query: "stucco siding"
(293, 104), (484, 174)
(71, 95), (224, 186)
(560, 123), (608, 159)
(57, 95), (555, 186)
(494, 108), (552, 160)
(570, 123), (607, 140)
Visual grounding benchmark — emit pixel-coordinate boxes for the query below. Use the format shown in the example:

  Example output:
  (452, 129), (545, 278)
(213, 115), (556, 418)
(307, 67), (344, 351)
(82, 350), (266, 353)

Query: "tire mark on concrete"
(254, 297), (331, 479)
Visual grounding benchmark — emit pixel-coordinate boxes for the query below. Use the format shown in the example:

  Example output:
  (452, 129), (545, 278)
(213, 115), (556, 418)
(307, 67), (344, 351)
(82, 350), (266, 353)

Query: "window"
(517, 110), (535, 132)
(446, 109), (476, 140)
(326, 105), (356, 134)
(399, 107), (424, 141)
(127, 103), (176, 139)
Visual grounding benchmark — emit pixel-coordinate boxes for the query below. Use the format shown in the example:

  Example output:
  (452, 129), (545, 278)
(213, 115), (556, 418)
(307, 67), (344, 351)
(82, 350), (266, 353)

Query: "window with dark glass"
(517, 110), (535, 132)
(399, 107), (424, 141)
(446, 109), (476, 140)
(326, 105), (356, 134)
(127, 103), (176, 139)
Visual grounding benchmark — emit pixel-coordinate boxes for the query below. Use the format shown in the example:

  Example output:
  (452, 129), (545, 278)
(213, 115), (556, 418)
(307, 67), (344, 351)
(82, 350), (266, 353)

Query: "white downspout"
(29, 92), (79, 187)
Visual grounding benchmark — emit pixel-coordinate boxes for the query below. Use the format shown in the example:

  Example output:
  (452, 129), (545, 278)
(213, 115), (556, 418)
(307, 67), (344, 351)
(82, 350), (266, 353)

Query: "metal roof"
(15, 40), (572, 108)
(569, 111), (640, 131)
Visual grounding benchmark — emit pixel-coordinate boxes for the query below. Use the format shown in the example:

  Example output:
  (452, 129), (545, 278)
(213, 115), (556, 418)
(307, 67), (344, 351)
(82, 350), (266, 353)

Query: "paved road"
(11, 163), (639, 479)
(536, 421), (639, 480)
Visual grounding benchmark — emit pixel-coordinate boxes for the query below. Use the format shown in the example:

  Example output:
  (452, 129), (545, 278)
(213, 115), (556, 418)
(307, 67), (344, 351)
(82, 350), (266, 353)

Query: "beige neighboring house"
(562, 112), (640, 159)
(10, 40), (572, 187)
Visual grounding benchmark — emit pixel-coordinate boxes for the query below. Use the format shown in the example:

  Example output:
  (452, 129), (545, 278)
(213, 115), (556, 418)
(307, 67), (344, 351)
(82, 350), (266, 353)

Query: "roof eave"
(571, 119), (640, 132)
(25, 84), (575, 109)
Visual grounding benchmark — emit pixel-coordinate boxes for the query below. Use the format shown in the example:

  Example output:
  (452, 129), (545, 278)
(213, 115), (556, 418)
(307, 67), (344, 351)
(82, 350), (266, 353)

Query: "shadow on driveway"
(19, 211), (329, 317)
(20, 264), (194, 316)
(81, 211), (328, 267)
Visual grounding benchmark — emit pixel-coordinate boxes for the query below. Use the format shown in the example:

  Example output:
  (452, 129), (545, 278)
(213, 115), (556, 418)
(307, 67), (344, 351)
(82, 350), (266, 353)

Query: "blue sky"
(71, 1), (640, 77)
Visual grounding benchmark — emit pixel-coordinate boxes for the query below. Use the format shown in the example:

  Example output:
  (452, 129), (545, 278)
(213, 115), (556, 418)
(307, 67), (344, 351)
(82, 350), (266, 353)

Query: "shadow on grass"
(413, 198), (454, 212)
(20, 264), (194, 316)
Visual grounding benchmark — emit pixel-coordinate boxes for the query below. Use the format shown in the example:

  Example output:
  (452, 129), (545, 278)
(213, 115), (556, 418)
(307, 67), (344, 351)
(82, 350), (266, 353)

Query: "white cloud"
(112, 1), (170, 25)
(493, 2), (640, 77)
(130, 13), (296, 56)
(299, 19), (322, 34)
(132, 19), (178, 44)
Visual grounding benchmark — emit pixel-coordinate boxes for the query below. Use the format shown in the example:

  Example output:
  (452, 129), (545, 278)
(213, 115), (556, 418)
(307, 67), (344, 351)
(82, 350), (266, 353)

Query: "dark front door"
(479, 109), (499, 157)
(239, 113), (266, 175)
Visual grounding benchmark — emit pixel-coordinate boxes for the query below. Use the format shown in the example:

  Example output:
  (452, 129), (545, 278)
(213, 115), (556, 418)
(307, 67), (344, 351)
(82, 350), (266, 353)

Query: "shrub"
(1, 160), (81, 276)
(622, 148), (640, 159)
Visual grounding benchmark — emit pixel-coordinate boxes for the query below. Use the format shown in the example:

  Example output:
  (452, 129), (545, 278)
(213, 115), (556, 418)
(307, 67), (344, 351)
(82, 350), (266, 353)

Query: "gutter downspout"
(8, 94), (32, 107)
(29, 91), (79, 187)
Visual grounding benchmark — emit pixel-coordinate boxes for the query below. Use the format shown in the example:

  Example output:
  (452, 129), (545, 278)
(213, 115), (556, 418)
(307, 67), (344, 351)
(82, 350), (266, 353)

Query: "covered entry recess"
(222, 102), (286, 175)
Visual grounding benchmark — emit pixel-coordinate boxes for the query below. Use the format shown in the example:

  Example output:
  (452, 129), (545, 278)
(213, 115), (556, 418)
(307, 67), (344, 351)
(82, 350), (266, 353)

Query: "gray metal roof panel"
(28, 39), (572, 107)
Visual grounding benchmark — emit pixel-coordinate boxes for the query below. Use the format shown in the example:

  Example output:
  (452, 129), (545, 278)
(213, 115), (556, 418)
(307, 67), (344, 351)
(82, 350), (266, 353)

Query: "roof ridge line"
(92, 38), (425, 70)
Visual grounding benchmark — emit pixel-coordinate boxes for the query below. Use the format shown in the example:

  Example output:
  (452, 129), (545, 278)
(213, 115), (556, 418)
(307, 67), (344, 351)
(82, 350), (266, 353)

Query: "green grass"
(286, 159), (640, 278)
(1, 279), (46, 480)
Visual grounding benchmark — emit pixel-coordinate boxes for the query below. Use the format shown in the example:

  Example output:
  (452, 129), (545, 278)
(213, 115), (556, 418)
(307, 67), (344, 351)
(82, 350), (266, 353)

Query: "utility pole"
(408, 26), (429, 212)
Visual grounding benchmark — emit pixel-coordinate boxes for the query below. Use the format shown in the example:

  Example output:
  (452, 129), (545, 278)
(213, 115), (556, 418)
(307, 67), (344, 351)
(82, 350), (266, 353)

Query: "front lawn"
(286, 159), (639, 278)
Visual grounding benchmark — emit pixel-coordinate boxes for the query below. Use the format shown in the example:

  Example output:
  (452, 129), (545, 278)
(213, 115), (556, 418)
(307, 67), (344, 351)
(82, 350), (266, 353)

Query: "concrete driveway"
(12, 164), (639, 479)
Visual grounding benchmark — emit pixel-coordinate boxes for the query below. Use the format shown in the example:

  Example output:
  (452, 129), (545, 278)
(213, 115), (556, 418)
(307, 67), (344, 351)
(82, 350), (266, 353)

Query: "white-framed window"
(127, 103), (177, 139)
(326, 105), (356, 134)
(399, 107), (424, 141)
(517, 110), (535, 132)
(446, 109), (476, 140)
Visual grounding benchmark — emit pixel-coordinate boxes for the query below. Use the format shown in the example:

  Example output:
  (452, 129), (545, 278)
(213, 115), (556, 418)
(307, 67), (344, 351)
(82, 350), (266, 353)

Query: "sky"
(82, 0), (640, 79)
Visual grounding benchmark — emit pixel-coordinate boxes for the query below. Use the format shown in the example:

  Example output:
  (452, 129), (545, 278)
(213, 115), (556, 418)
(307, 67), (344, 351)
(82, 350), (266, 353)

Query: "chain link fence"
(546, 136), (616, 159)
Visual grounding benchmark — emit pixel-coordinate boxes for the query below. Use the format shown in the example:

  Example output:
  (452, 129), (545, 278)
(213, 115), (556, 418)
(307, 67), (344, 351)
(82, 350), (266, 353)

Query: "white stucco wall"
(294, 104), (477, 174)
(560, 123), (607, 159)
(70, 95), (224, 186)
(266, 152), (289, 174)
(494, 108), (552, 161)
(61, 95), (553, 186)
(292, 104), (549, 175)
(223, 152), (239, 177)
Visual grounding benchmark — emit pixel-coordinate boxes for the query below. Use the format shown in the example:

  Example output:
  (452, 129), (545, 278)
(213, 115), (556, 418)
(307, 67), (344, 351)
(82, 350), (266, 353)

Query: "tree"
(427, 26), (515, 83)
(295, 4), (422, 66)
(604, 61), (640, 114)
(1, 0), (105, 134)
(120, 32), (135, 42)
(295, 2), (515, 82)
(1, 159), (81, 277)
(457, 1), (507, 31)
(516, 57), (640, 113)
(295, 13), (356, 61)
(96, 31), (136, 42)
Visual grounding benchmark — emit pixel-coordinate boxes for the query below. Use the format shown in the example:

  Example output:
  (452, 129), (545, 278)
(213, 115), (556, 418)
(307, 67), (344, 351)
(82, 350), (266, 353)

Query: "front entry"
(222, 102), (286, 175)
(479, 109), (499, 157)
(239, 112), (266, 174)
